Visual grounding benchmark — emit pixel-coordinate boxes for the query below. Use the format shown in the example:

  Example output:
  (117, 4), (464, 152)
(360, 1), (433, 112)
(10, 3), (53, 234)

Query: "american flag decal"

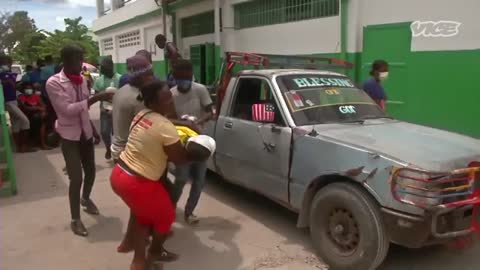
(252, 103), (275, 122)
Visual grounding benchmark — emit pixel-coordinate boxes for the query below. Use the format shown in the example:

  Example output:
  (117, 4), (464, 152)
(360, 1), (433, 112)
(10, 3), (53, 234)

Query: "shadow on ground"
(204, 172), (480, 270)
(87, 214), (125, 244)
(0, 147), (67, 207)
(167, 212), (243, 270)
(202, 173), (314, 255)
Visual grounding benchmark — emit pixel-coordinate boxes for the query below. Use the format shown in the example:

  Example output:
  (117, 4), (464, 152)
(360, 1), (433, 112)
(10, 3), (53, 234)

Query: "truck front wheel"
(309, 182), (389, 270)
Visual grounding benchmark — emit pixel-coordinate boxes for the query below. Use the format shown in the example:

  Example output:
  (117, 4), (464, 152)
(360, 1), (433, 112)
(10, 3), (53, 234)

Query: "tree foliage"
(0, 11), (36, 54)
(39, 17), (99, 64)
(0, 12), (99, 65)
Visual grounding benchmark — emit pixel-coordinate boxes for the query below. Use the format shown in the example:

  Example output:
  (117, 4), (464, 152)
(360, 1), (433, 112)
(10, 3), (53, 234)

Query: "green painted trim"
(152, 60), (168, 79)
(214, 45), (221, 81)
(340, 0), (348, 60)
(167, 0), (205, 12)
(363, 21), (412, 30)
(397, 49), (480, 138)
(340, 0), (348, 75)
(94, 9), (163, 35)
(114, 63), (128, 75)
(0, 85), (17, 197)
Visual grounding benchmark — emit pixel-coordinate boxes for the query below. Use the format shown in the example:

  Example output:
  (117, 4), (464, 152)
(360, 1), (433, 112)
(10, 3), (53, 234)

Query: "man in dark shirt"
(155, 34), (183, 88)
(362, 60), (389, 110)
(155, 34), (181, 62)
(0, 54), (33, 152)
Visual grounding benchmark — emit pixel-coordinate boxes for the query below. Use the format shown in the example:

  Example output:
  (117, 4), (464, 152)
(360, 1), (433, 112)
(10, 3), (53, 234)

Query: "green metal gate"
(190, 44), (204, 84)
(0, 85), (17, 196)
(361, 22), (412, 120)
(190, 43), (217, 86)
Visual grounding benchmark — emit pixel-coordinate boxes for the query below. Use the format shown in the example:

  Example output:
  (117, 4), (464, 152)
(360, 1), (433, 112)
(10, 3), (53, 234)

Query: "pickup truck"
(202, 54), (480, 270)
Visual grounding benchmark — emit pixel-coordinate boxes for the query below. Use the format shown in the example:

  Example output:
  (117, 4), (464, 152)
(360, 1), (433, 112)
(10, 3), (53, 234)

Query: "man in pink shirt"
(46, 44), (114, 237)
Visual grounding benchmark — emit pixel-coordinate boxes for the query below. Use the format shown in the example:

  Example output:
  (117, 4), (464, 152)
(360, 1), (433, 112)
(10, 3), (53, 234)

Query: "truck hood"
(302, 120), (480, 171)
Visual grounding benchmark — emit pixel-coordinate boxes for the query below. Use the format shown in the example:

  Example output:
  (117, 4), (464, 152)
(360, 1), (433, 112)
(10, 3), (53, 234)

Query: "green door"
(190, 43), (217, 85)
(204, 43), (216, 85)
(361, 22), (412, 120)
(190, 44), (204, 84)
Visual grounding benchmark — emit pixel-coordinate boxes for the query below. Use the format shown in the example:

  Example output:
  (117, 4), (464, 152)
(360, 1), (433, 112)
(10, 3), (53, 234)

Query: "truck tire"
(309, 182), (389, 270)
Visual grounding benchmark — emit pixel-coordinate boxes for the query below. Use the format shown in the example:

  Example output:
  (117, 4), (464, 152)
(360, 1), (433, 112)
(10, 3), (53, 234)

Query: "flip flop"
(148, 249), (179, 263)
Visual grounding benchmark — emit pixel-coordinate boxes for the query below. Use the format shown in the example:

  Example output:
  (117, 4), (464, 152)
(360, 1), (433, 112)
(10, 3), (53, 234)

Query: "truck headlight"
(391, 167), (474, 209)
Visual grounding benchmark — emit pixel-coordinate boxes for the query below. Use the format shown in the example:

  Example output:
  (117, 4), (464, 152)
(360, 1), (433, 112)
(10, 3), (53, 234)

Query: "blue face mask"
(177, 80), (192, 93)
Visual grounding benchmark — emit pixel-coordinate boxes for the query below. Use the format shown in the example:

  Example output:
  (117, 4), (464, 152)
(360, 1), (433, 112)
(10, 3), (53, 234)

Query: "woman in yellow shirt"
(110, 80), (205, 270)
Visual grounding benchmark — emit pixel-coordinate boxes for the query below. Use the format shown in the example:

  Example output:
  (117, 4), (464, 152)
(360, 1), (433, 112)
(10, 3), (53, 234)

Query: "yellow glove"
(176, 126), (199, 145)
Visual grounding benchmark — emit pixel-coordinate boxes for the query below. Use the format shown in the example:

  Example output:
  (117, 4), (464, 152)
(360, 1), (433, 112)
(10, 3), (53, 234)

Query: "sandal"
(148, 248), (179, 263)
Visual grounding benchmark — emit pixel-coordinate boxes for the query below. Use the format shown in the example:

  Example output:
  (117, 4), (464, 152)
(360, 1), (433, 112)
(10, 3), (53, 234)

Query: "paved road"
(1, 105), (479, 270)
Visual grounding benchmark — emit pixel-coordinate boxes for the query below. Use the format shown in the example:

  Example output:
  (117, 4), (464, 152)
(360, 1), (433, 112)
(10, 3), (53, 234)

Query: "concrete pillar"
(111, 0), (118, 11)
(221, 0), (235, 52)
(96, 0), (104, 17)
(214, 0), (221, 47)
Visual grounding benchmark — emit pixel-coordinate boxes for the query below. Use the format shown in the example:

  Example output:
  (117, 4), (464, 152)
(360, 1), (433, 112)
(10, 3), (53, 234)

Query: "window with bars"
(102, 38), (113, 51)
(181, 11), (215, 38)
(118, 30), (141, 48)
(234, 0), (339, 29)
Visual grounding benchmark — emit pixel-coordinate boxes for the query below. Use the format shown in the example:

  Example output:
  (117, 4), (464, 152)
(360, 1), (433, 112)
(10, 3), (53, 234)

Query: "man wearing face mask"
(18, 82), (49, 149)
(170, 59), (213, 225)
(362, 60), (389, 110)
(93, 58), (121, 160)
(118, 50), (156, 88)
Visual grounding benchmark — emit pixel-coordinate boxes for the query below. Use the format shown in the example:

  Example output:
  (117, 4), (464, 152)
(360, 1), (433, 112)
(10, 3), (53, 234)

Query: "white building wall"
(230, 17), (341, 55)
(92, 0), (160, 32)
(96, 16), (166, 64)
(175, 0), (215, 59)
(144, 16), (173, 63)
(93, 0), (169, 64)
(349, 0), (480, 52)
(221, 0), (341, 55)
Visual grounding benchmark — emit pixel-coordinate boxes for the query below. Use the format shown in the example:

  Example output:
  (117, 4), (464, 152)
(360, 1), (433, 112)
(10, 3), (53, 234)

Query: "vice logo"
(411, 20), (461, 38)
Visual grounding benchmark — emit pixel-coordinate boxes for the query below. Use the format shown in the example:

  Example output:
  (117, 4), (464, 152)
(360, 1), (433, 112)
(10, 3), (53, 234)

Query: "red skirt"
(110, 164), (175, 234)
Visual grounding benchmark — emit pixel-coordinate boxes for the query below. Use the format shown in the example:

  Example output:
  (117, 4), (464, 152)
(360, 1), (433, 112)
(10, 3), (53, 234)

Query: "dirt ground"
(1, 105), (479, 270)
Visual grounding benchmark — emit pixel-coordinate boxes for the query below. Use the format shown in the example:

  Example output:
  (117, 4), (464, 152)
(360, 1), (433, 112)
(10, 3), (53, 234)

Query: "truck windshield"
(276, 74), (386, 126)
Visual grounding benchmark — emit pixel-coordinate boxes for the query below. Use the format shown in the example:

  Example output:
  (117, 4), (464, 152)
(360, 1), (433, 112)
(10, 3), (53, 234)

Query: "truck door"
(215, 76), (292, 204)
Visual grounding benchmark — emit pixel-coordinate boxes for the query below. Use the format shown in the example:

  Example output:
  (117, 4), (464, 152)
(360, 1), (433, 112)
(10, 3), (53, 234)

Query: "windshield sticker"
(339, 105), (357, 114)
(293, 77), (355, 88)
(284, 87), (376, 112)
(290, 92), (305, 108)
(325, 89), (340, 95)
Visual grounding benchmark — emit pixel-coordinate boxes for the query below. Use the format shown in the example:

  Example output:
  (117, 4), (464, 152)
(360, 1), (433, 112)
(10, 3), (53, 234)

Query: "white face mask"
(24, 89), (33, 95)
(379, 72), (389, 81)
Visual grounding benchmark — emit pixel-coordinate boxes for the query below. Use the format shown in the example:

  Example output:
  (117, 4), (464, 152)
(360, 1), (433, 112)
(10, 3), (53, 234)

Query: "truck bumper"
(381, 205), (478, 248)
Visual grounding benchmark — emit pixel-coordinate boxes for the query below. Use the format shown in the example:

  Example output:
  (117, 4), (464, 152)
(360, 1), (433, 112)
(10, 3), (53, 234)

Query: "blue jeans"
(172, 162), (207, 217)
(100, 111), (113, 149)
